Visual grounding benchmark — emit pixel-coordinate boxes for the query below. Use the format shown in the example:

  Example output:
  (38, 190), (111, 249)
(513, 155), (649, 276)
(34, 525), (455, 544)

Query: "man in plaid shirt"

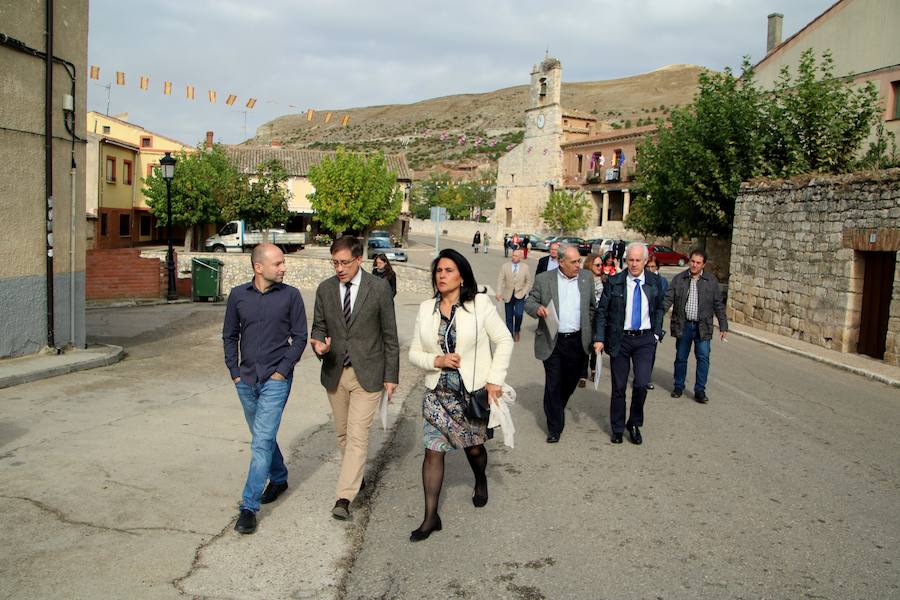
(663, 249), (728, 403)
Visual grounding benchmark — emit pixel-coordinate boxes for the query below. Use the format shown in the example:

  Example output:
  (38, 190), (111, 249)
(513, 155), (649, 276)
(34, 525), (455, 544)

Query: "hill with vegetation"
(250, 64), (706, 174)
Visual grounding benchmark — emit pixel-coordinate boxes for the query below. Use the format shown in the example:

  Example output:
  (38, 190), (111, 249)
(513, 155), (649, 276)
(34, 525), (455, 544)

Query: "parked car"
(368, 229), (400, 247)
(367, 238), (408, 262)
(553, 236), (590, 255)
(530, 235), (558, 252)
(647, 244), (688, 266)
(586, 238), (616, 256)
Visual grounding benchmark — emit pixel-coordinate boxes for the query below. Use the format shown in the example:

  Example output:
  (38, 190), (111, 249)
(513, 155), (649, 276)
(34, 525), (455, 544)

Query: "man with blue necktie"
(593, 242), (665, 445)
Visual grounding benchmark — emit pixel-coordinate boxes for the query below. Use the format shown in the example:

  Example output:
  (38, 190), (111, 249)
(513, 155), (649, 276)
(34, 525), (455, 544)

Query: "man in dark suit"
(310, 235), (399, 520)
(594, 242), (665, 445)
(525, 245), (596, 443)
(536, 241), (561, 275)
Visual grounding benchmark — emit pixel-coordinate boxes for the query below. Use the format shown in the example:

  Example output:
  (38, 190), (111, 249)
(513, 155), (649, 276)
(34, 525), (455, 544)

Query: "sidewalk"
(0, 344), (124, 389)
(729, 322), (900, 388)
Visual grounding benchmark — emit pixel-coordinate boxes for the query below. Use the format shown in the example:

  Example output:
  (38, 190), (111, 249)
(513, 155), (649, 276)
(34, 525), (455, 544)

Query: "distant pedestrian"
(601, 253), (618, 280)
(663, 249), (728, 403)
(372, 253), (397, 297)
(522, 234), (530, 259)
(482, 232), (490, 254)
(594, 242), (665, 445)
(644, 253), (668, 390)
(472, 230), (481, 254)
(408, 249), (513, 541)
(496, 249), (533, 341)
(223, 243), (308, 534)
(613, 240), (626, 269)
(503, 233), (509, 257)
(536, 241), (561, 275)
(310, 235), (400, 521)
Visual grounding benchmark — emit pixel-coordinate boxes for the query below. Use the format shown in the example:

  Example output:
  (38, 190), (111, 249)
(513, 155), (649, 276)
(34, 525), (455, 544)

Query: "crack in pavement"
(2, 495), (215, 537)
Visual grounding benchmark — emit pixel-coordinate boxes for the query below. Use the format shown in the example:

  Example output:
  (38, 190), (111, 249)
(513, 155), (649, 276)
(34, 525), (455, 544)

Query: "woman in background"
(645, 253), (668, 390)
(579, 253), (604, 387)
(372, 253), (397, 297)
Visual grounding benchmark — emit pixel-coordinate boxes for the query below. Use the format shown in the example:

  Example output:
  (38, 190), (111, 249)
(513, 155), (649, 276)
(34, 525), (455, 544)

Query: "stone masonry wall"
(728, 169), (900, 365)
(140, 250), (434, 298)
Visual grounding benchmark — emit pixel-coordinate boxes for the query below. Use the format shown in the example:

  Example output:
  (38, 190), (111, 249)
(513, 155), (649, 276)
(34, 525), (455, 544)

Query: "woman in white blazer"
(407, 249), (513, 542)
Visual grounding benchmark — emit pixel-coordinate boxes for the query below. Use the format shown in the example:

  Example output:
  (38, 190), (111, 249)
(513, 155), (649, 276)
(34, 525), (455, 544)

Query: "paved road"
(341, 235), (900, 600)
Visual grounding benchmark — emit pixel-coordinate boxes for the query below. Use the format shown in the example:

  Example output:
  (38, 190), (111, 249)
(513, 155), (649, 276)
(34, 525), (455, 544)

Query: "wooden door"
(857, 251), (896, 359)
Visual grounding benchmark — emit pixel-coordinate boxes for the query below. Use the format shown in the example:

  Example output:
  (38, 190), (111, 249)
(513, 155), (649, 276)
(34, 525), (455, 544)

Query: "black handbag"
(462, 302), (491, 421)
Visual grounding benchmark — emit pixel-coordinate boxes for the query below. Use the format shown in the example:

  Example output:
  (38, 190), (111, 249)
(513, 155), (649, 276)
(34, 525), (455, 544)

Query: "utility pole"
(104, 83), (111, 115)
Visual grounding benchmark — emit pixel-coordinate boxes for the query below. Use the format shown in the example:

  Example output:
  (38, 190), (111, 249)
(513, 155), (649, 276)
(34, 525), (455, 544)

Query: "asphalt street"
(0, 235), (896, 600)
(342, 235), (900, 600)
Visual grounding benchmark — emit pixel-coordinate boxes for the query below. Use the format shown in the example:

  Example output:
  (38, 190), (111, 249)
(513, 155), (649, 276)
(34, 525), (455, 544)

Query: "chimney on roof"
(767, 13), (783, 53)
(205, 131), (214, 149)
(270, 139), (282, 148)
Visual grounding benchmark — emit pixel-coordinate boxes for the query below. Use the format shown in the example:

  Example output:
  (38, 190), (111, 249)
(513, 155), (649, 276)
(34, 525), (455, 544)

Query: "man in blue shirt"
(223, 243), (308, 534)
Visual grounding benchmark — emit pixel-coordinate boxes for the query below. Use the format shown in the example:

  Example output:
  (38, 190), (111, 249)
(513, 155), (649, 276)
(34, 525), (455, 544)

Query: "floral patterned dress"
(422, 301), (489, 452)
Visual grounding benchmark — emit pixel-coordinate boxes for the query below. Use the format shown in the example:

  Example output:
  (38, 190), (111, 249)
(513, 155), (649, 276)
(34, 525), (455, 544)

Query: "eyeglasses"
(331, 258), (359, 267)
(593, 262), (602, 267)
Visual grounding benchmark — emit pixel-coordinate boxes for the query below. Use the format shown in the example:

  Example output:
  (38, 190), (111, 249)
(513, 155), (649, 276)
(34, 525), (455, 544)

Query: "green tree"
(629, 60), (764, 241)
(222, 159), (291, 239)
(761, 49), (882, 177)
(541, 189), (590, 234)
(307, 148), (403, 235)
(143, 144), (239, 250)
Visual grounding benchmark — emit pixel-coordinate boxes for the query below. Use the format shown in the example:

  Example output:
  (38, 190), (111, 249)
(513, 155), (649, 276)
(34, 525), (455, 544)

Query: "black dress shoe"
(472, 481), (488, 508)
(410, 515), (442, 542)
(611, 432), (623, 444)
(235, 509), (257, 534)
(647, 382), (655, 390)
(694, 391), (708, 403)
(627, 425), (643, 445)
(331, 498), (351, 520)
(671, 388), (683, 398)
(261, 481), (288, 504)
(546, 434), (560, 443)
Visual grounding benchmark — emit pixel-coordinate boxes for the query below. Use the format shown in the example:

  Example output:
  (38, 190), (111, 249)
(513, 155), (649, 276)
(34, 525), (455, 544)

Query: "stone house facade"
(728, 170), (900, 366)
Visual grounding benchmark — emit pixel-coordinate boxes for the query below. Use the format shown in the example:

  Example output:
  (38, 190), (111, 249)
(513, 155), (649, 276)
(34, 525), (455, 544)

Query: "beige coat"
(496, 261), (533, 303)
(409, 293), (513, 391)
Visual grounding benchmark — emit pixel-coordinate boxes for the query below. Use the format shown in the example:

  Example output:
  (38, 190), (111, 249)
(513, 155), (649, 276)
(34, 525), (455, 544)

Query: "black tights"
(417, 444), (487, 531)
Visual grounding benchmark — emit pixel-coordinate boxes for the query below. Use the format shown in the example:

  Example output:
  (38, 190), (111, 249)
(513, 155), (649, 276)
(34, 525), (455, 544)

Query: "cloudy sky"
(87, 0), (836, 146)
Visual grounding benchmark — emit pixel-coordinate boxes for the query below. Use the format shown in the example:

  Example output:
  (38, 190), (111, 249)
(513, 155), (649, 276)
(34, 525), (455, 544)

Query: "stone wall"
(140, 250), (434, 298)
(729, 169), (900, 365)
(409, 219), (500, 243)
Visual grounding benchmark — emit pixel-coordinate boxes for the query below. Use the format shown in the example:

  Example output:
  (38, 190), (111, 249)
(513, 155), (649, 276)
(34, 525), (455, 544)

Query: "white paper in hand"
(593, 356), (602, 390)
(379, 391), (389, 430)
(545, 300), (560, 339)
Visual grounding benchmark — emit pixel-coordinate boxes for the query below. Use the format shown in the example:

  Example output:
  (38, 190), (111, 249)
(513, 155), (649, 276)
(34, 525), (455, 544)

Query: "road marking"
(715, 378), (794, 419)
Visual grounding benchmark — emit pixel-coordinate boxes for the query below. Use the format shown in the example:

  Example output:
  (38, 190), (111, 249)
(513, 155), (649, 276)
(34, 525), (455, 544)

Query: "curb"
(0, 345), (126, 389)
(730, 329), (900, 388)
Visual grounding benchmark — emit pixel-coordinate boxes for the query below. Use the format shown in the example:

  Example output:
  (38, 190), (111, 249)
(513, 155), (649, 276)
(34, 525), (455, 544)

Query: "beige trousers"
(327, 366), (382, 501)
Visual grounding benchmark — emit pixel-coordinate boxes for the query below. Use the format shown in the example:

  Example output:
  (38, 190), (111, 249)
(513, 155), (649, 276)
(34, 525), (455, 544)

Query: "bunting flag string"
(208, 90), (216, 103)
(186, 85), (195, 100)
(139, 75), (149, 90)
(163, 81), (172, 95)
(226, 94), (237, 106)
(90, 65), (100, 80)
(115, 71), (125, 85)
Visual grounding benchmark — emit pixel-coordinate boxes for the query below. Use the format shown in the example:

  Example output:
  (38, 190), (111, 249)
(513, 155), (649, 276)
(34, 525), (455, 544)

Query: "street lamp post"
(160, 152), (177, 301)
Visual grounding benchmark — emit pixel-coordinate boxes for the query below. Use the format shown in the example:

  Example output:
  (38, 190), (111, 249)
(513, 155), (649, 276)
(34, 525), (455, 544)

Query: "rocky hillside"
(251, 64), (705, 174)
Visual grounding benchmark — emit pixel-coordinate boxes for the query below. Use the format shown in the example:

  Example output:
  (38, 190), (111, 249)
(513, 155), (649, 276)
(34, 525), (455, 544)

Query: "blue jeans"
(504, 297), (525, 334)
(673, 321), (711, 394)
(235, 377), (292, 512)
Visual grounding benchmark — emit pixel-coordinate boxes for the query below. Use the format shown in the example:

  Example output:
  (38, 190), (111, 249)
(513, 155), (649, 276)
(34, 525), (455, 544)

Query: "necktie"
(342, 282), (352, 366)
(513, 264), (518, 273)
(631, 278), (642, 330)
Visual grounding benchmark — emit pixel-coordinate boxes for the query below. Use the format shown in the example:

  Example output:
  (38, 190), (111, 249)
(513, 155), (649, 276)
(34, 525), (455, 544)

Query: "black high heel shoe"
(472, 481), (488, 507)
(410, 515), (442, 542)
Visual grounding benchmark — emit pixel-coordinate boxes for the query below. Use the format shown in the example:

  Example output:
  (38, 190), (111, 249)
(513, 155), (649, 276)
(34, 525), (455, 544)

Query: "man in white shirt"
(525, 246), (596, 443)
(593, 243), (665, 445)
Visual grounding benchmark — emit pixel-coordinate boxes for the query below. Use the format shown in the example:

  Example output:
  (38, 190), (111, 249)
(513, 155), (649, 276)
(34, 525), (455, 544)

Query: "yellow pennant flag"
(246, 98), (257, 109)
(324, 112), (333, 124)
(139, 76), (149, 90)
(115, 71), (125, 86)
(186, 85), (195, 100)
(306, 109), (315, 121)
(226, 94), (237, 106)
(89, 65), (100, 80)
(163, 81), (172, 95)
(341, 115), (350, 126)
(208, 90), (216, 103)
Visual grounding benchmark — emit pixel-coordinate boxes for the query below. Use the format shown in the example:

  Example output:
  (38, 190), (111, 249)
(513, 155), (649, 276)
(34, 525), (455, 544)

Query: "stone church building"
(495, 56), (651, 238)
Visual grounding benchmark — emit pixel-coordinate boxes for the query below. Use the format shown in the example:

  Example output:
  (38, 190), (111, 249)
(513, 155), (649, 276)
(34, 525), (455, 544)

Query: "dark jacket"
(535, 255), (558, 275)
(473, 232), (482, 245)
(311, 270), (399, 392)
(663, 269), (728, 340)
(593, 270), (665, 357)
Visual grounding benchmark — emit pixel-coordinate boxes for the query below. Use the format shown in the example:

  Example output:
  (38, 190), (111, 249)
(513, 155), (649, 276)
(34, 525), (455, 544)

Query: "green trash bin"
(192, 257), (223, 302)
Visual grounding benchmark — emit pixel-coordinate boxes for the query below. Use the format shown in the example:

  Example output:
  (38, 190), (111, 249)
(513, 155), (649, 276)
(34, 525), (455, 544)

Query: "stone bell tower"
(495, 56), (566, 231)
